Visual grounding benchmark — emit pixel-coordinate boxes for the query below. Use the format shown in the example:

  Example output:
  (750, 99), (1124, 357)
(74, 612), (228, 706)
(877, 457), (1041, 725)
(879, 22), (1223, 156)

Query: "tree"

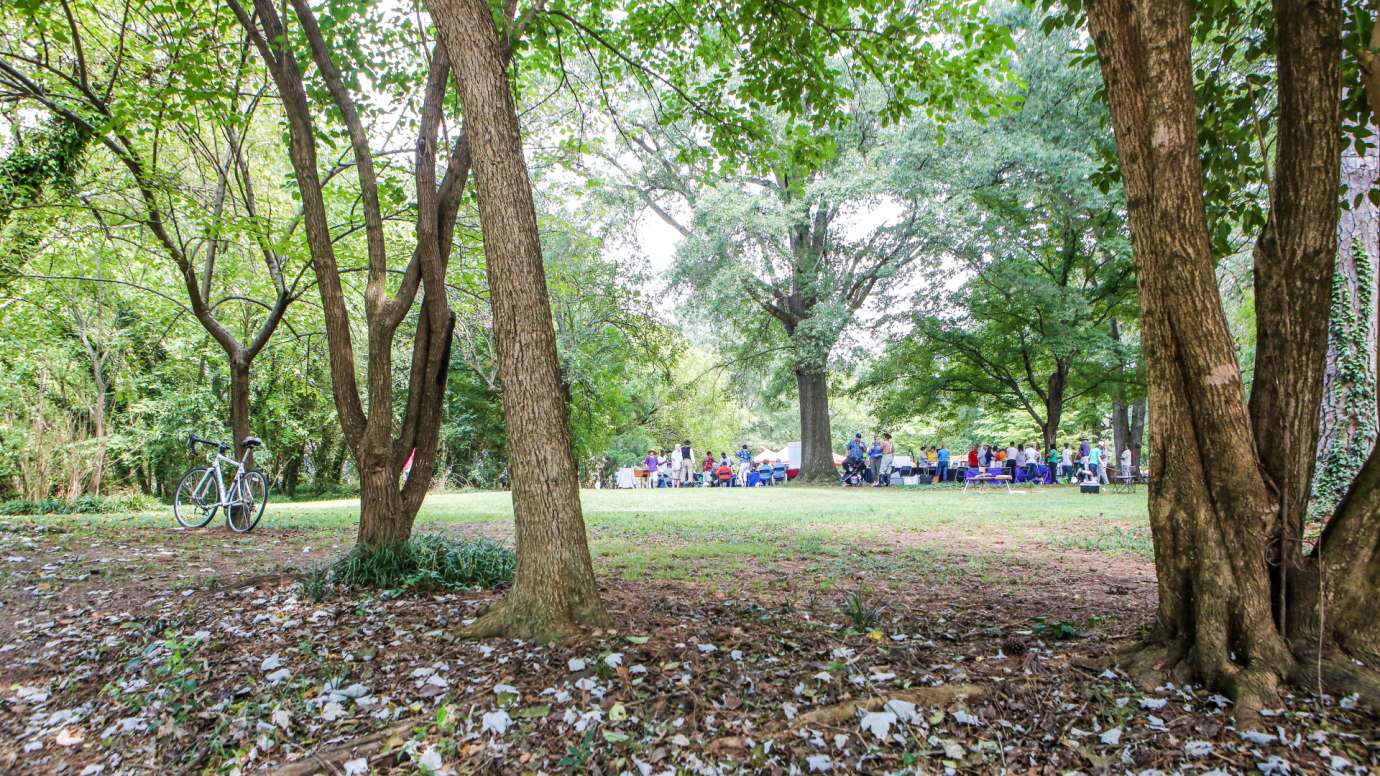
(557, 1), (1013, 483)
(227, 0), (465, 547)
(427, 0), (609, 640)
(0, 3), (307, 462)
(1086, 0), (1380, 715)
(865, 13), (1137, 451)
(661, 113), (954, 481)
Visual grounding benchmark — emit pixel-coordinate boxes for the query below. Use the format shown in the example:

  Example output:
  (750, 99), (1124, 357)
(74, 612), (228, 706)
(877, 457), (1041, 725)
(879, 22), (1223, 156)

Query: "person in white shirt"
(1023, 443), (1039, 482)
(668, 451), (682, 487)
(1120, 447), (1132, 478)
(1061, 444), (1073, 482)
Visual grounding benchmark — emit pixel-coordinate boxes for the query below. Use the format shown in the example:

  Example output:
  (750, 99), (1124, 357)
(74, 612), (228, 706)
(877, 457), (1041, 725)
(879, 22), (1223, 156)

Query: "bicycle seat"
(241, 436), (263, 448)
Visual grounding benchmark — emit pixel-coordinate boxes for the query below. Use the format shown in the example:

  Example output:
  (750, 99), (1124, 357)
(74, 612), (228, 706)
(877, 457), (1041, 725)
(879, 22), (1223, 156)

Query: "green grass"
(5, 485), (1151, 584)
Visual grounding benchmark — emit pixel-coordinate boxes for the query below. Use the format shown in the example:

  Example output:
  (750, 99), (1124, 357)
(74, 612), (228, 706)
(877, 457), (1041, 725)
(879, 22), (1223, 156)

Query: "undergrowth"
(0, 493), (154, 515)
(300, 534), (515, 601)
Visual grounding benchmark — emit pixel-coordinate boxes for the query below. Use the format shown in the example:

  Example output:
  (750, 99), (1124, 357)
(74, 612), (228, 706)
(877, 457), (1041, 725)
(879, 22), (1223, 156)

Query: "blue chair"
(771, 463), (787, 484)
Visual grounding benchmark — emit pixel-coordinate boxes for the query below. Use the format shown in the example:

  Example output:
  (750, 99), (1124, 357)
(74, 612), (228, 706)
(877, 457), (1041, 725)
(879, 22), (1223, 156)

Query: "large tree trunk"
(229, 357), (253, 469)
(1087, 0), (1347, 718)
(795, 366), (837, 483)
(429, 0), (609, 640)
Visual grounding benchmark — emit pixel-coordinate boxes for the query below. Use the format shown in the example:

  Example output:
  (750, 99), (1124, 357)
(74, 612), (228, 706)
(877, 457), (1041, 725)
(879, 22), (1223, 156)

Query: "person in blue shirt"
(846, 433), (866, 462)
(1088, 440), (1103, 481)
(735, 444), (753, 485)
(867, 436), (883, 484)
(936, 445), (950, 483)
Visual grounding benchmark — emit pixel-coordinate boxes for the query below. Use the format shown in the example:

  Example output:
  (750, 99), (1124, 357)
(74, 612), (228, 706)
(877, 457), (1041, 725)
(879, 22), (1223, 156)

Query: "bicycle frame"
(190, 448), (253, 509)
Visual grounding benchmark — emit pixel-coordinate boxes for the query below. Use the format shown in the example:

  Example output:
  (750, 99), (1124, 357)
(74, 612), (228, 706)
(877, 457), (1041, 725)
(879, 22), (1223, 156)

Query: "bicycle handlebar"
(188, 434), (229, 452)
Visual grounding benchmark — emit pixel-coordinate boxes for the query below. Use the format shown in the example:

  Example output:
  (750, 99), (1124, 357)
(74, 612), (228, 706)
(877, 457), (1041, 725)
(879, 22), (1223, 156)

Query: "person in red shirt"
(967, 446), (979, 468)
(701, 451), (715, 486)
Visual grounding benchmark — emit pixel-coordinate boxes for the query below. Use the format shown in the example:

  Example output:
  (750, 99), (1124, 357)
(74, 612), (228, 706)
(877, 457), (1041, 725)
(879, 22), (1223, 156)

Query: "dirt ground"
(0, 516), (1375, 774)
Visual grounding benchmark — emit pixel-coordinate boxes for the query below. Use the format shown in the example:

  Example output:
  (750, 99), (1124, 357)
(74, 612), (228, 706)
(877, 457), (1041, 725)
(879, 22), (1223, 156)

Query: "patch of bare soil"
(0, 523), (1375, 774)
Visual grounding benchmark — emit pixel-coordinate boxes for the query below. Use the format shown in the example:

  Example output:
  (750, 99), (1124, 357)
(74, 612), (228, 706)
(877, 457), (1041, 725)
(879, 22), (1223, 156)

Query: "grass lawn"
(1, 483), (1153, 595)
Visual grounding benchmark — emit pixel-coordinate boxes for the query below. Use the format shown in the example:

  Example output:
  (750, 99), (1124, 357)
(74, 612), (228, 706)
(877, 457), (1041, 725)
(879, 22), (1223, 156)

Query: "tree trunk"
(229, 357), (253, 469)
(1042, 364), (1067, 452)
(795, 366), (837, 483)
(1087, 0), (1345, 718)
(356, 452), (409, 547)
(282, 444), (303, 497)
(429, 0), (609, 640)
(1129, 399), (1146, 468)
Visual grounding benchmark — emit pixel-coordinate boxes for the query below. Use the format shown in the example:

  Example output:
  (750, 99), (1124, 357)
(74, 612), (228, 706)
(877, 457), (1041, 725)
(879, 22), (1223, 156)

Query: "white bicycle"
(173, 434), (269, 532)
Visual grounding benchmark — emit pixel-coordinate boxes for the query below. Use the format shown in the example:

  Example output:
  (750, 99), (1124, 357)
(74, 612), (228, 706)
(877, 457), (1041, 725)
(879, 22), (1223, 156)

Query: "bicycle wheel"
(227, 471), (269, 533)
(174, 467), (218, 528)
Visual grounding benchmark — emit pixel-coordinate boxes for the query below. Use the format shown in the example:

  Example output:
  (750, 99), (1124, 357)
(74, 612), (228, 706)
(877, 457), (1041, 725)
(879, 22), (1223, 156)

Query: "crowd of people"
(623, 436), (1138, 488)
(845, 434), (1136, 486)
(631, 442), (784, 488)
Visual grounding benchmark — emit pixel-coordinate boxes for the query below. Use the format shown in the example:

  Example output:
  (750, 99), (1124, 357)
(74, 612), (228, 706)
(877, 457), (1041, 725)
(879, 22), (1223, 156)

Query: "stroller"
(840, 456), (867, 486)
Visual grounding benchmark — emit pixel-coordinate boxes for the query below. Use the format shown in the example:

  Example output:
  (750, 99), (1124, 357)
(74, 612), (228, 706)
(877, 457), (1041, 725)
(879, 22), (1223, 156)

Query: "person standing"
(1047, 444), (1060, 484)
(1006, 442), (1019, 475)
(847, 433), (866, 463)
(644, 450), (660, 489)
(1088, 441), (1103, 483)
(936, 444), (950, 484)
(1061, 443), (1073, 482)
(668, 447), (681, 487)
(967, 444), (979, 470)
(1097, 441), (1111, 484)
(1024, 441), (1039, 482)
(679, 440), (695, 486)
(1120, 445), (1132, 479)
(868, 435), (884, 485)
(736, 444), (753, 486)
(879, 433), (895, 486)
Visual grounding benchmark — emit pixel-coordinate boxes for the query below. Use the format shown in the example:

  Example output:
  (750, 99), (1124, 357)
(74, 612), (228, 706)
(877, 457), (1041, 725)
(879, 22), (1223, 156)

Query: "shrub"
(841, 587), (884, 630)
(302, 534), (516, 599)
(0, 493), (154, 515)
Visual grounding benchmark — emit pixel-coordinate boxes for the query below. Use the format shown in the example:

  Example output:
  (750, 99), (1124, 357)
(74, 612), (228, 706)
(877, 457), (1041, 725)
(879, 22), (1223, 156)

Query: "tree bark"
(429, 0), (609, 641)
(229, 357), (253, 469)
(1042, 365), (1067, 452)
(1087, 0), (1344, 718)
(795, 366), (837, 483)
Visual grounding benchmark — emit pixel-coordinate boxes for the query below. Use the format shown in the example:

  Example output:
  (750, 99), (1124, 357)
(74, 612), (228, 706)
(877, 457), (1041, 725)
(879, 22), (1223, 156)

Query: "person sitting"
(771, 460), (788, 485)
(714, 463), (735, 486)
(756, 460), (774, 486)
(702, 451), (716, 486)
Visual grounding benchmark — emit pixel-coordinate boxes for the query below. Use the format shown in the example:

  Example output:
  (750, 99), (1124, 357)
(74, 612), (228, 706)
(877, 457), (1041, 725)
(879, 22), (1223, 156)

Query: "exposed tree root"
(268, 720), (415, 776)
(459, 594), (611, 643)
(768, 684), (986, 737)
(1113, 634), (1380, 729)
(1288, 651), (1380, 714)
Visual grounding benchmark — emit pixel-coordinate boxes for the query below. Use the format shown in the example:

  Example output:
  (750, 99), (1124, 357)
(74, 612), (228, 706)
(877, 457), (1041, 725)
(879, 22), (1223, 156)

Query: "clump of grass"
(841, 586), (885, 630)
(300, 534), (515, 601)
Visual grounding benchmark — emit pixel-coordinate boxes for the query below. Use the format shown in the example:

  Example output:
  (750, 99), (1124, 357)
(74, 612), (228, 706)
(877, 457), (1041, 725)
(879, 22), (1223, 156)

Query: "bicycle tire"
(227, 470), (269, 533)
(174, 467), (217, 528)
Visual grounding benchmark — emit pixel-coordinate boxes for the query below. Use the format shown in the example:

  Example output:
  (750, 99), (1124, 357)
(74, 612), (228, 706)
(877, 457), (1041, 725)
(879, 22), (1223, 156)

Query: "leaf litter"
(0, 520), (1375, 774)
